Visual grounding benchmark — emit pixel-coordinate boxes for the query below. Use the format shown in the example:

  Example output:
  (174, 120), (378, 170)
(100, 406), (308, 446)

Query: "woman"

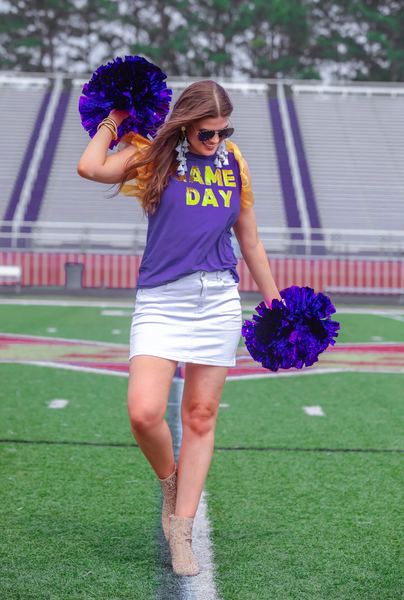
(78, 80), (280, 576)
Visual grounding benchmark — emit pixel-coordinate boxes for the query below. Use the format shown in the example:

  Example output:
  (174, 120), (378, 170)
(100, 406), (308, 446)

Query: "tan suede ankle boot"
(158, 469), (177, 541)
(169, 515), (200, 576)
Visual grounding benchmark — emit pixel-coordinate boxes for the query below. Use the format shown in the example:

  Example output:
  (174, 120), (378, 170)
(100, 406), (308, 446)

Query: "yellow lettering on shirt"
(186, 187), (200, 205)
(174, 172), (187, 183)
(219, 190), (232, 208)
(201, 188), (219, 207)
(189, 166), (204, 185)
(205, 166), (223, 187)
(223, 170), (236, 187)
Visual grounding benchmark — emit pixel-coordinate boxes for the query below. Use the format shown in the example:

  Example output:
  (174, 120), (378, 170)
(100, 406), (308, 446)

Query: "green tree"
(240, 0), (318, 78)
(0, 0), (123, 73)
(0, 0), (74, 71)
(125, 0), (190, 76)
(310, 0), (404, 81)
(180, 0), (245, 77)
(1, 0), (402, 81)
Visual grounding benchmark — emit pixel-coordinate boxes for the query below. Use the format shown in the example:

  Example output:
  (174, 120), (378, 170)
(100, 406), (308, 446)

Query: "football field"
(1, 299), (403, 599)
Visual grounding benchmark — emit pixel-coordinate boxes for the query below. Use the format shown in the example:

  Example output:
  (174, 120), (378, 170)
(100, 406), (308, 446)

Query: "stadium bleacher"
(1, 75), (404, 258)
(0, 86), (47, 220)
(37, 86), (286, 229)
(293, 90), (404, 232)
(226, 92), (286, 229)
(38, 88), (144, 225)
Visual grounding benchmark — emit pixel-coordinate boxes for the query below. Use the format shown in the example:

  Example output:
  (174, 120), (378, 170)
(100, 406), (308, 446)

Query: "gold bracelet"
(97, 121), (118, 140)
(97, 119), (118, 134)
(103, 123), (118, 140)
(97, 118), (118, 139)
(101, 117), (118, 130)
(97, 117), (118, 128)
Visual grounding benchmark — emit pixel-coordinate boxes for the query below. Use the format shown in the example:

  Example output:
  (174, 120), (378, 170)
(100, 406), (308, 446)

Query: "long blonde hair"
(118, 80), (233, 216)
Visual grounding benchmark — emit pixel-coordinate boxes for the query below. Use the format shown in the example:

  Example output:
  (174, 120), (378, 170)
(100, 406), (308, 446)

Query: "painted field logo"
(2, 334), (404, 379)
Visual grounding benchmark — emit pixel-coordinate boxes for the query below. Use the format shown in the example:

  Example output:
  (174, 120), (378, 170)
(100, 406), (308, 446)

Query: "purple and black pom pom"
(242, 286), (340, 372)
(79, 55), (172, 149)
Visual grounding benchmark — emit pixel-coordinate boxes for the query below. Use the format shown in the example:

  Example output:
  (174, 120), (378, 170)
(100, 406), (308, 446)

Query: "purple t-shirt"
(136, 150), (241, 288)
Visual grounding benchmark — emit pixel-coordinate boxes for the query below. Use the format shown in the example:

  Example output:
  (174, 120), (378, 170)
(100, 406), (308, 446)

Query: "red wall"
(1, 252), (404, 293)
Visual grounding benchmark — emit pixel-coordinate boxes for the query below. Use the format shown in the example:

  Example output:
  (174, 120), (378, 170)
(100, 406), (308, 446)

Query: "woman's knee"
(183, 401), (218, 437)
(127, 392), (163, 435)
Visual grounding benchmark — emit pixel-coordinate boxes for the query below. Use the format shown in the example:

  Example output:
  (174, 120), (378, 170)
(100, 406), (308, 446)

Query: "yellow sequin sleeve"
(119, 132), (154, 205)
(225, 140), (255, 208)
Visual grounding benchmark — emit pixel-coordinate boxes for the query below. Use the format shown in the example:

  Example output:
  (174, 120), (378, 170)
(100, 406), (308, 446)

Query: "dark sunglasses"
(191, 120), (235, 142)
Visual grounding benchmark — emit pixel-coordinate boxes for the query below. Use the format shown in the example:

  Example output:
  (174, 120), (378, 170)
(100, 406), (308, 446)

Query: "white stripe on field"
(100, 310), (133, 316)
(302, 405), (325, 416)
(181, 490), (220, 600)
(162, 379), (221, 600)
(0, 299), (135, 308)
(242, 306), (404, 316)
(0, 332), (129, 348)
(381, 315), (404, 323)
(2, 299), (404, 316)
(226, 367), (404, 381)
(48, 399), (69, 409)
(335, 308), (404, 315)
(2, 359), (404, 381)
(0, 359), (130, 377)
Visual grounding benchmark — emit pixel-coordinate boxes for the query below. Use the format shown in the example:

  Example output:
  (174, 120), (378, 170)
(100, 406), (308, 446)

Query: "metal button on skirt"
(129, 269), (242, 367)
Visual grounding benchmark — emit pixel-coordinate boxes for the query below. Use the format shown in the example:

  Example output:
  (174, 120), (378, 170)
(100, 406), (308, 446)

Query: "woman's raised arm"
(77, 109), (136, 184)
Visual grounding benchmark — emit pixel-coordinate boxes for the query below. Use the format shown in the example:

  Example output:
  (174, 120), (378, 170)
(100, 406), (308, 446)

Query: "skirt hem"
(129, 351), (236, 367)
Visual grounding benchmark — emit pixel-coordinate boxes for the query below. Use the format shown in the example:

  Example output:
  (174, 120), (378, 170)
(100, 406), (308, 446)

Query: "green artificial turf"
(0, 304), (134, 344)
(207, 451), (404, 599)
(334, 312), (404, 344)
(2, 304), (404, 347)
(2, 305), (404, 599)
(0, 364), (134, 445)
(1, 444), (161, 600)
(209, 373), (404, 598)
(215, 372), (404, 450)
(0, 364), (162, 599)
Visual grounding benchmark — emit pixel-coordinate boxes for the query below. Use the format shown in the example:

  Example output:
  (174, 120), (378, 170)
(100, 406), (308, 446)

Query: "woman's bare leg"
(127, 355), (178, 479)
(175, 362), (228, 517)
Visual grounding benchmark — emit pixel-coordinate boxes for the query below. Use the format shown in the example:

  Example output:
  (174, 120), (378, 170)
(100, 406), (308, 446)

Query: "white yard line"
(47, 399), (69, 409)
(335, 308), (404, 315)
(161, 379), (221, 600)
(242, 305), (404, 316)
(0, 332), (129, 348)
(332, 341), (404, 346)
(4, 298), (404, 317)
(0, 299), (135, 308)
(302, 405), (325, 416)
(0, 359), (130, 377)
(3, 358), (404, 381)
(380, 315), (404, 323)
(226, 366), (404, 381)
(181, 490), (221, 600)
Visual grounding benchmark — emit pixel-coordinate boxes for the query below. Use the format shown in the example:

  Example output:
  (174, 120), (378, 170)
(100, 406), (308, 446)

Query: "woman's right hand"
(108, 109), (130, 126)
(77, 108), (135, 183)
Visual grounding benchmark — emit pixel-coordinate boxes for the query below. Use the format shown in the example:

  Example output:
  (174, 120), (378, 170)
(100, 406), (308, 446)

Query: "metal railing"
(2, 221), (404, 259)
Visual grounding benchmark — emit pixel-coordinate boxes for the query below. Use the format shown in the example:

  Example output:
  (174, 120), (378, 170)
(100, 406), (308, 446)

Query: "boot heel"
(169, 515), (200, 576)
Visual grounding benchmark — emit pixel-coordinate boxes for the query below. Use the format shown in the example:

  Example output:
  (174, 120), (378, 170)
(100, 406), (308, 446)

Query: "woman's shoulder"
(118, 132), (152, 152)
(119, 133), (155, 200)
(225, 139), (246, 176)
(225, 140), (255, 209)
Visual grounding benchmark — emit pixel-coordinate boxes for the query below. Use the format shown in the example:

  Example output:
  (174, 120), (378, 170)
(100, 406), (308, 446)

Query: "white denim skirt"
(129, 269), (242, 367)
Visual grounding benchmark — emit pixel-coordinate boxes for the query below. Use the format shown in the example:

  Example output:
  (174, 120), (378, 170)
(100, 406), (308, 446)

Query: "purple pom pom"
(242, 286), (340, 372)
(79, 55), (172, 149)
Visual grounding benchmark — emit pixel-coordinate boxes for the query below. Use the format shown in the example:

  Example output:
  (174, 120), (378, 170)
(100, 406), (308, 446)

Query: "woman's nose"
(211, 133), (220, 144)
